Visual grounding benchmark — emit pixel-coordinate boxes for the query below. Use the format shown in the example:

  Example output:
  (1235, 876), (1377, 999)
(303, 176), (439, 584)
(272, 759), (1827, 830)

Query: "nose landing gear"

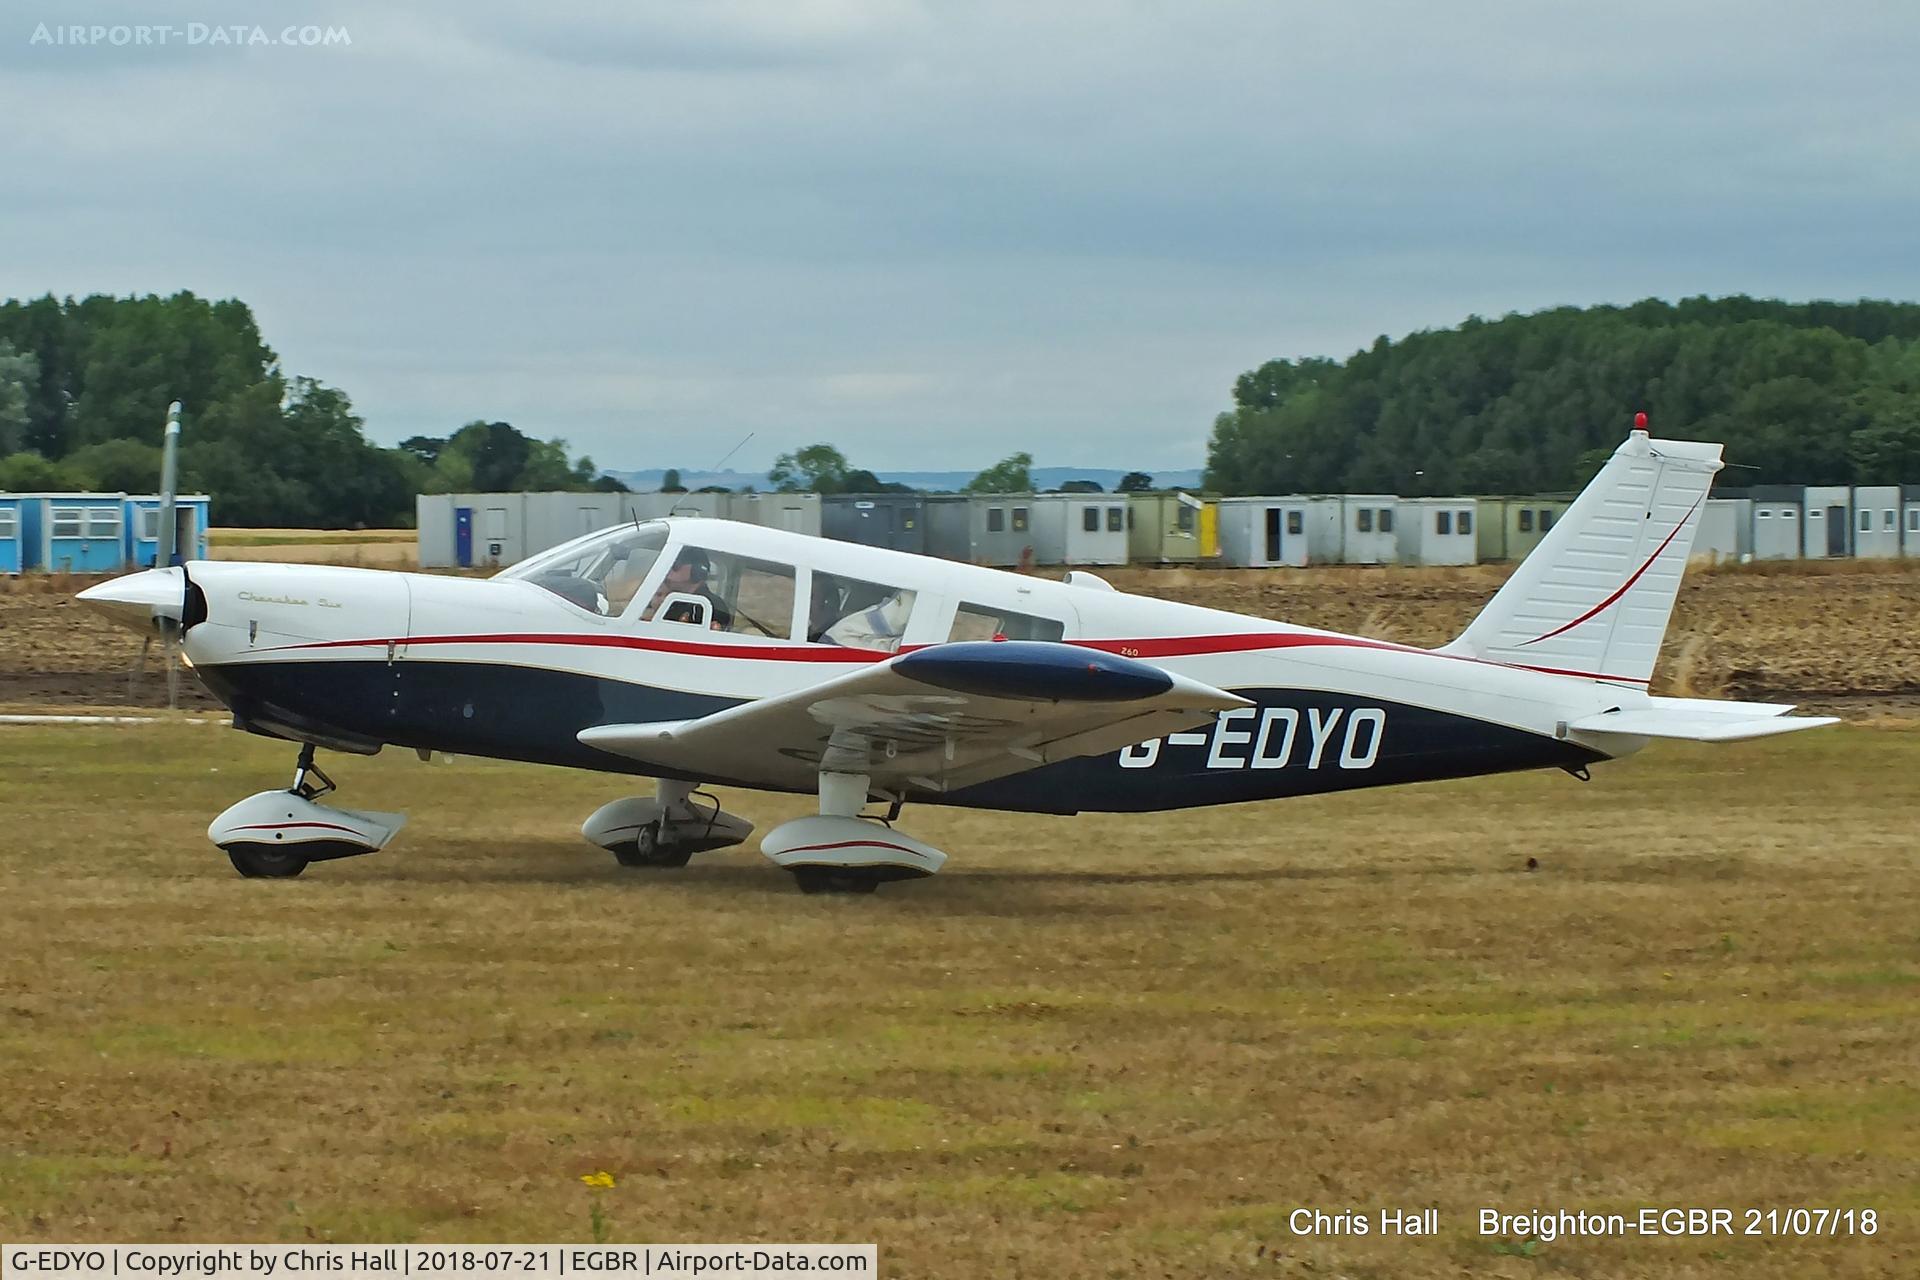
(209, 743), (407, 878)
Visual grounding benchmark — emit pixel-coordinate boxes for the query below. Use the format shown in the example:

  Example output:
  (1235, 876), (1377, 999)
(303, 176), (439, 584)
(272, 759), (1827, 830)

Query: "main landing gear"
(582, 780), (755, 869)
(208, 743), (406, 878)
(759, 771), (948, 895)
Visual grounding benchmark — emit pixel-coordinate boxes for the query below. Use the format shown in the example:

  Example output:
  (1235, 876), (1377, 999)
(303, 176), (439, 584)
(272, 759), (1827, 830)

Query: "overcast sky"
(5, 2), (1918, 473)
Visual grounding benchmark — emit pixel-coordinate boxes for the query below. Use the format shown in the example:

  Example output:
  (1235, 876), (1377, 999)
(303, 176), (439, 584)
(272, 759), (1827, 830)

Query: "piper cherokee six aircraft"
(78, 420), (1834, 893)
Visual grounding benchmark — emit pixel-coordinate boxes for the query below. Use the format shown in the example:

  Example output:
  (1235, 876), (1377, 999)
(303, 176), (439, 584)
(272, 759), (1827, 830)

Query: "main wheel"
(224, 844), (310, 879)
(612, 822), (693, 869)
(791, 866), (881, 895)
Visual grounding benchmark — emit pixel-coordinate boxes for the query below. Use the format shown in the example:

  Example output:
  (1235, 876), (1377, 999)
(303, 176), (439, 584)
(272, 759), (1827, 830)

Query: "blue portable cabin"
(0, 493), (29, 573)
(125, 493), (212, 567)
(31, 493), (130, 573)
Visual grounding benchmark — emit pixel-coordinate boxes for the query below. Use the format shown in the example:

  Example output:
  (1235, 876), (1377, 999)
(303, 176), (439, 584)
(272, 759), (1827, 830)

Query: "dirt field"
(6, 558), (1918, 715)
(1, 723), (1915, 1276)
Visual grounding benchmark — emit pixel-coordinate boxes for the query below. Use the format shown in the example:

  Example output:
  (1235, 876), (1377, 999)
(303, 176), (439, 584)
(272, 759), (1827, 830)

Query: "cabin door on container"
(1827, 506), (1848, 557)
(455, 507), (473, 568)
(1264, 508), (1282, 563)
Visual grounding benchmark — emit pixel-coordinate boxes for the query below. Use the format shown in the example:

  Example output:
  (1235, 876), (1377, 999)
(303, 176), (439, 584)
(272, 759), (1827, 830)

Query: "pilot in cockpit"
(648, 549), (733, 629)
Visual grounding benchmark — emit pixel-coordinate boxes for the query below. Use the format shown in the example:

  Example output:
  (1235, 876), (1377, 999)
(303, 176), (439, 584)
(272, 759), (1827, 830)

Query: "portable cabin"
(1906, 486), (1920, 558)
(1393, 498), (1478, 566)
(516, 492), (623, 553)
(1029, 494), (1128, 566)
(1802, 485), (1852, 559)
(1126, 493), (1217, 565)
(426, 493), (529, 569)
(34, 492), (128, 573)
(1693, 498), (1751, 563)
(1214, 498), (1314, 568)
(1745, 485), (1804, 560)
(923, 494), (1034, 567)
(1474, 497), (1570, 562)
(820, 494), (928, 554)
(0, 493), (27, 573)
(1338, 495), (1400, 565)
(124, 494), (211, 567)
(1852, 485), (1903, 559)
(727, 492), (822, 537)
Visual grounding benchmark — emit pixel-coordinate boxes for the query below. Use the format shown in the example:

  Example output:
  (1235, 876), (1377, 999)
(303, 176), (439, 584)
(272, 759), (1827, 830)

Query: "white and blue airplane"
(78, 421), (1833, 893)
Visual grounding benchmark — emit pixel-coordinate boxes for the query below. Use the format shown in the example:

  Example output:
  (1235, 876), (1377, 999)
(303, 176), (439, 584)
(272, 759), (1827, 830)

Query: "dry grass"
(2, 722), (1917, 1276)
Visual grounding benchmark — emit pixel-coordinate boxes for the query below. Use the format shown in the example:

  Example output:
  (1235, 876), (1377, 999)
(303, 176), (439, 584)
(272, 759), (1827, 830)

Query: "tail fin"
(1443, 424), (1722, 686)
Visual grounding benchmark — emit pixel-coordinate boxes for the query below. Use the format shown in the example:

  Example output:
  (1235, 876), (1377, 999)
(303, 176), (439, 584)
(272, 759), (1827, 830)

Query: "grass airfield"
(2, 721), (1917, 1277)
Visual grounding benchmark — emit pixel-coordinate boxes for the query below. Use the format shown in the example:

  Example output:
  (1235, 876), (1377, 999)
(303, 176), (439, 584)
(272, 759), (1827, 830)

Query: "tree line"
(1205, 296), (1920, 496)
(0, 292), (618, 526)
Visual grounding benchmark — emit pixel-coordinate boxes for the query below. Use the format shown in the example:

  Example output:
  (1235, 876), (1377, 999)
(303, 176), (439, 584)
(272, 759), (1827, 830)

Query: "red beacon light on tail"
(1632, 411), (1649, 435)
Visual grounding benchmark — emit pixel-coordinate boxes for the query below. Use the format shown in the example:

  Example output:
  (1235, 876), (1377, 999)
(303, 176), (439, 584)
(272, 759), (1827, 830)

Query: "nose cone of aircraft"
(76, 567), (185, 633)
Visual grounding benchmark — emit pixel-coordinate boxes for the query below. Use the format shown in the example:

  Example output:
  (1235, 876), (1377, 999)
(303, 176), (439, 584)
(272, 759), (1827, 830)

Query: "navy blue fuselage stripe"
(194, 660), (1602, 815)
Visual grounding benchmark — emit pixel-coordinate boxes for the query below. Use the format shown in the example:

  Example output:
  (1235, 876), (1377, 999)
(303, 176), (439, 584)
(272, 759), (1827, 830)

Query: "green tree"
(1116, 471), (1154, 492)
(0, 451), (89, 491)
(659, 468), (686, 493)
(0, 341), (38, 456)
(965, 451), (1032, 494)
(769, 443), (851, 493)
(64, 439), (164, 492)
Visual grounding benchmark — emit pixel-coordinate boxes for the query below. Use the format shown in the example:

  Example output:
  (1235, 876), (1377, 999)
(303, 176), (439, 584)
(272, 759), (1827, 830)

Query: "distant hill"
(607, 466), (1205, 493)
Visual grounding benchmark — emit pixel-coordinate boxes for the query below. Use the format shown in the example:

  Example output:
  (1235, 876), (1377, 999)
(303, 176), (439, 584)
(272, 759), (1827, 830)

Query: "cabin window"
(1355, 509), (1373, 533)
(1809, 509), (1823, 519)
(647, 547), (796, 638)
(1756, 509), (1771, 519)
(139, 508), (162, 540)
(1286, 510), (1303, 536)
(1457, 509), (1473, 535)
(1909, 509), (1920, 533)
(810, 572), (916, 652)
(1083, 507), (1100, 533)
(1107, 506), (1124, 532)
(1012, 506), (1029, 533)
(1518, 509), (1534, 533)
(87, 507), (121, 537)
(1886, 509), (1897, 530)
(1860, 509), (1874, 533)
(949, 602), (1066, 644)
(1377, 508), (1394, 534)
(1540, 509), (1555, 531)
(902, 513), (917, 530)
(0, 510), (15, 540)
(1176, 505), (1195, 533)
(52, 509), (83, 538)
(1435, 511), (1451, 535)
(987, 507), (1005, 533)
(506, 522), (669, 616)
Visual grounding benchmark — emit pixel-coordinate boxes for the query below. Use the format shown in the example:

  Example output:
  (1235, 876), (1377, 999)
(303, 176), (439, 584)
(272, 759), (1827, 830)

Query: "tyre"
(612, 822), (693, 869)
(791, 867), (881, 895)
(224, 844), (310, 878)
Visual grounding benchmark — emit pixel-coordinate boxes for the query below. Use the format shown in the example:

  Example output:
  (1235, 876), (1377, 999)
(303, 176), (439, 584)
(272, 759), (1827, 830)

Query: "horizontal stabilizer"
(1566, 698), (1838, 744)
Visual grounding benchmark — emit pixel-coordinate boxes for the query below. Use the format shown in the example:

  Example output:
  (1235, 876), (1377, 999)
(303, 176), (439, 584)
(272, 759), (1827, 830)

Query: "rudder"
(1443, 422), (1723, 686)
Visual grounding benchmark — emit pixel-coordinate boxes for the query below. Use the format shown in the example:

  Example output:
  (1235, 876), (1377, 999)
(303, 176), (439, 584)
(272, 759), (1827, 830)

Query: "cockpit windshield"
(495, 522), (668, 616)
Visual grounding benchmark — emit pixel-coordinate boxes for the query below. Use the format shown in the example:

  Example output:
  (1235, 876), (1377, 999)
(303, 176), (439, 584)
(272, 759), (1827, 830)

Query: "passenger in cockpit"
(822, 590), (913, 653)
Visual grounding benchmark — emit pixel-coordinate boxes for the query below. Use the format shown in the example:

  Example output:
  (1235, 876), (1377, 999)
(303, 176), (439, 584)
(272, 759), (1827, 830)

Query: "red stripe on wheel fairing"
(780, 839), (921, 856)
(229, 820), (367, 836)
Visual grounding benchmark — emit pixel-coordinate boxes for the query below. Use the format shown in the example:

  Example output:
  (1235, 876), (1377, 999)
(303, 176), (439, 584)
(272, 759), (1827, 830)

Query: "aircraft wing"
(578, 641), (1249, 796)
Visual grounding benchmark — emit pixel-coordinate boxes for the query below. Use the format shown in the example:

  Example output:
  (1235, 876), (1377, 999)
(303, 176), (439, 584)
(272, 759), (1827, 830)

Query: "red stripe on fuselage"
(259, 628), (1647, 684)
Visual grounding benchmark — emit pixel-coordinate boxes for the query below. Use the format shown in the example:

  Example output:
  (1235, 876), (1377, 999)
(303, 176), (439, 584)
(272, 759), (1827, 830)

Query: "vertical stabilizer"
(1443, 420), (1722, 686)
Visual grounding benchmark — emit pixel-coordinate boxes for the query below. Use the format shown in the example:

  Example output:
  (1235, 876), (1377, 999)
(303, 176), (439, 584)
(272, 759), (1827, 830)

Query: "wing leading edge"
(579, 640), (1250, 796)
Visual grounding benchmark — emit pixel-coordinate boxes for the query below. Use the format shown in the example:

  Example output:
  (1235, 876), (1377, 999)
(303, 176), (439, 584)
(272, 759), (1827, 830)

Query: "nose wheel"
(610, 819), (695, 868)
(208, 743), (407, 877)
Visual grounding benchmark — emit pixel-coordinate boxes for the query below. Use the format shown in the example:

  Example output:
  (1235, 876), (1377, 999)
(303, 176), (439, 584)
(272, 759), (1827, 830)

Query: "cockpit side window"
(810, 572), (917, 653)
(500, 523), (668, 616)
(948, 602), (1066, 643)
(645, 546), (797, 639)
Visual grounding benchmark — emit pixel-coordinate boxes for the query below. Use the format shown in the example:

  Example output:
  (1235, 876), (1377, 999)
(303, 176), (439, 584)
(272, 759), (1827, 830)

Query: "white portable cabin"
(729, 492), (821, 536)
(1694, 498), (1752, 563)
(1393, 499), (1478, 566)
(1744, 486), (1803, 560)
(1802, 485), (1852, 559)
(1215, 498), (1312, 567)
(1906, 486), (1920, 558)
(1852, 485), (1904, 559)
(414, 493), (529, 569)
(1029, 495), (1128, 566)
(1339, 495), (1401, 564)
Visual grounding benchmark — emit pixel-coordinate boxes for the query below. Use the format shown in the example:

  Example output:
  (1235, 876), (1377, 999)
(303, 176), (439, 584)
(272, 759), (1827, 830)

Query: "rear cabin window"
(810, 572), (916, 653)
(949, 603), (1066, 644)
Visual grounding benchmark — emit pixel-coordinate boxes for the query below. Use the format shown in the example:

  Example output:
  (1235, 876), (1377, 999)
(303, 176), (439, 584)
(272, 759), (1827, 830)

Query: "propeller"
(126, 401), (186, 709)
